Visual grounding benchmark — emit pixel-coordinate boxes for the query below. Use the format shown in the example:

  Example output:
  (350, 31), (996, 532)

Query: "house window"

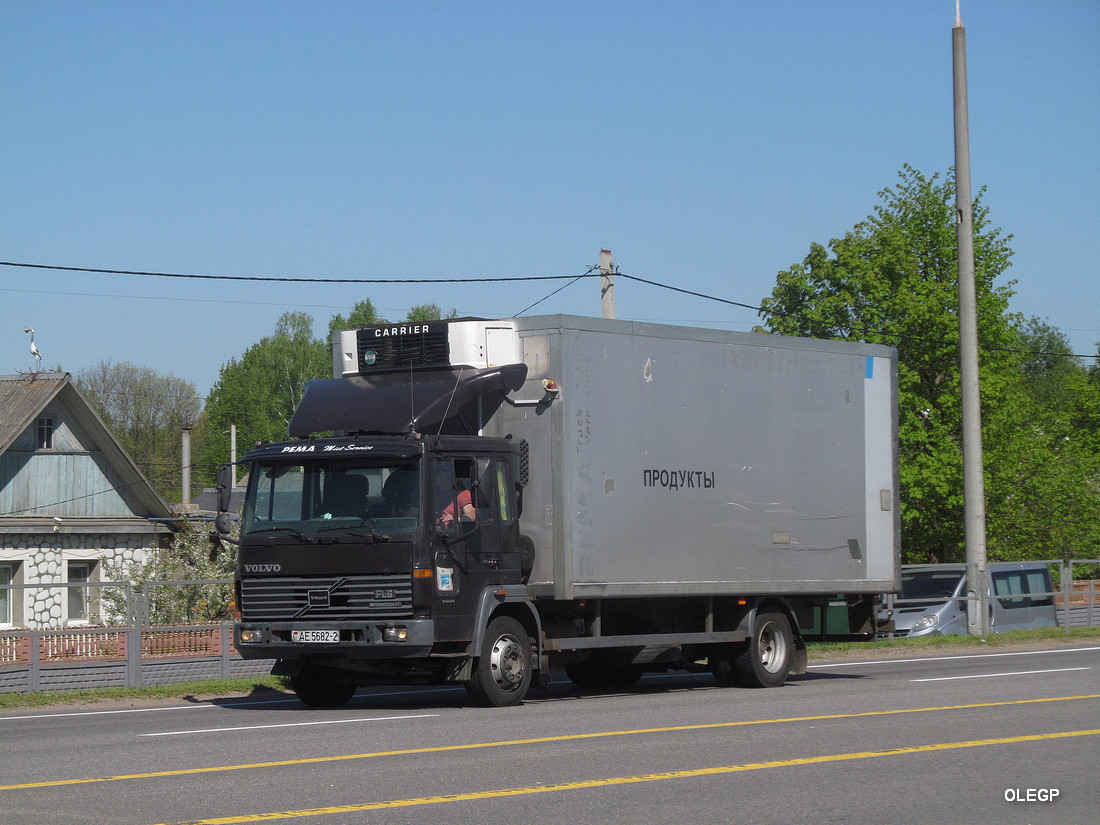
(36, 417), (55, 450)
(67, 561), (97, 624)
(0, 564), (14, 625)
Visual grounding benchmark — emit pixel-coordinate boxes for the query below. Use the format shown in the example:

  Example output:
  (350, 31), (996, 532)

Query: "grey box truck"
(219, 315), (900, 707)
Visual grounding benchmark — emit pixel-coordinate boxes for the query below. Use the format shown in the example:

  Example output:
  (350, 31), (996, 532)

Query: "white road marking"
(808, 645), (1100, 669)
(140, 713), (439, 736)
(2, 646), (1096, 723)
(910, 667), (1090, 682)
(0, 704), (225, 722)
(0, 687), (462, 722)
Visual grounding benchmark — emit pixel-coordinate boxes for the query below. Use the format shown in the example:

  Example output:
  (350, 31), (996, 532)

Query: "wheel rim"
(489, 633), (526, 691)
(758, 621), (788, 673)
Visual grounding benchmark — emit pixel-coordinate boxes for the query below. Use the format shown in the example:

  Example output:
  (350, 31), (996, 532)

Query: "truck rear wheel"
(732, 610), (793, 688)
(465, 616), (533, 707)
(290, 667), (357, 708)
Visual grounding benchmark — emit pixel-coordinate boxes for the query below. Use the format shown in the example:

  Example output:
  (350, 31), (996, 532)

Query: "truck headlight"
(239, 628), (264, 643)
(912, 615), (937, 633)
(383, 626), (408, 642)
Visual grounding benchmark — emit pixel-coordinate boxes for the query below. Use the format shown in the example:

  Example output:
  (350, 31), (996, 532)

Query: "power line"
(622, 275), (1097, 361)
(515, 267), (597, 316)
(0, 285), (373, 312)
(617, 274), (1097, 360)
(0, 260), (587, 284)
(3, 259), (1093, 359)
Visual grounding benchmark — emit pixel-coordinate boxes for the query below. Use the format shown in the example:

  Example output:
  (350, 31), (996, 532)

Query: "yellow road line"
(2, 693), (1097, 792)
(155, 728), (1100, 825)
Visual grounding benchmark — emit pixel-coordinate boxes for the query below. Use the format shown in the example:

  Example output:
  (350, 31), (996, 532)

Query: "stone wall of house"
(1, 533), (153, 629)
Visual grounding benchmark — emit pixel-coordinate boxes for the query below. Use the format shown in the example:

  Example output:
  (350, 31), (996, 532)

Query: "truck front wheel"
(290, 667), (357, 708)
(465, 616), (533, 707)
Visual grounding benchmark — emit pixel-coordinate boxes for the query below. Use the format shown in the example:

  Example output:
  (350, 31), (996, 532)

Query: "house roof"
(0, 372), (175, 520)
(0, 372), (67, 454)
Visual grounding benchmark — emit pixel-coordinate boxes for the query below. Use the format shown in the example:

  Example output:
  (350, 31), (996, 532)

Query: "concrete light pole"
(953, 2), (991, 637)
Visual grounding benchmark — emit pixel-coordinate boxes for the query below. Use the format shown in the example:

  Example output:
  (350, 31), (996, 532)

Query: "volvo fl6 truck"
(218, 315), (899, 707)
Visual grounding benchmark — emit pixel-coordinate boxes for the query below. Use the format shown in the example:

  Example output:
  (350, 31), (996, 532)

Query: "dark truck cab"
(231, 431), (533, 707)
(225, 329), (541, 707)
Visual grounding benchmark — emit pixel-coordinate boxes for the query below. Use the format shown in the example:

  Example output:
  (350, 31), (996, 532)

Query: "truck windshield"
(241, 460), (420, 537)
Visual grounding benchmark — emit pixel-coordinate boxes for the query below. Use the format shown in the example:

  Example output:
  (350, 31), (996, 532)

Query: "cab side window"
(434, 458), (480, 526)
(494, 459), (513, 523)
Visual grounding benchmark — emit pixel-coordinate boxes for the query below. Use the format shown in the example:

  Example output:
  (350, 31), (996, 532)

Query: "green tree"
(99, 520), (238, 625)
(406, 303), (458, 323)
(985, 327), (1100, 562)
(1014, 318), (1081, 406)
(327, 298), (387, 340)
(756, 166), (1022, 563)
(76, 361), (201, 501)
(198, 302), (460, 484)
(198, 312), (328, 481)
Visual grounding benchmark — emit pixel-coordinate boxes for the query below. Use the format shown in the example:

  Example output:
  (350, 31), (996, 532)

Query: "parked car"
(889, 562), (1058, 637)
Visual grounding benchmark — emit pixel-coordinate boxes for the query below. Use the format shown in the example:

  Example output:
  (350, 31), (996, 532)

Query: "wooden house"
(0, 372), (176, 628)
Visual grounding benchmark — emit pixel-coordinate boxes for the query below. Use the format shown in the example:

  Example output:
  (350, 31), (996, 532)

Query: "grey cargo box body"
(482, 315), (899, 600)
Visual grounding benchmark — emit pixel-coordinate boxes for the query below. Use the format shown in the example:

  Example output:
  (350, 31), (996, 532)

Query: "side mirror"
(216, 464), (234, 512)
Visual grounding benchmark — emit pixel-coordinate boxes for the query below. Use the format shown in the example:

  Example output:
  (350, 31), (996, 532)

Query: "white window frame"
(36, 416), (55, 450)
(0, 563), (17, 627)
(66, 560), (98, 626)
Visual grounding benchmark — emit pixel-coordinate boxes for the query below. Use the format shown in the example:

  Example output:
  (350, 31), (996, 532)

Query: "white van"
(889, 562), (1058, 637)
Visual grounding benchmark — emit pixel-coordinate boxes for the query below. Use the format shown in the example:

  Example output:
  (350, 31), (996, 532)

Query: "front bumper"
(234, 619), (435, 659)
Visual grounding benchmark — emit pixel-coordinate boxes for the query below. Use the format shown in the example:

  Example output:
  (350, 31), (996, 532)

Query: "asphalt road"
(2, 644), (1098, 825)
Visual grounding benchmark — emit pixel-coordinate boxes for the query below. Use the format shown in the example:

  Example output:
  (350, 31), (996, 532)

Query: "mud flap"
(790, 641), (808, 675)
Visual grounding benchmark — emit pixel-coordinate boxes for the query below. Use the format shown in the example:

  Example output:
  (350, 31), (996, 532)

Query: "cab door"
(430, 456), (504, 639)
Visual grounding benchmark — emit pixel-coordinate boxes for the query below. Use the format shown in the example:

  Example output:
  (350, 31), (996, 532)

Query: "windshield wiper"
(248, 526), (307, 540)
(316, 522), (392, 543)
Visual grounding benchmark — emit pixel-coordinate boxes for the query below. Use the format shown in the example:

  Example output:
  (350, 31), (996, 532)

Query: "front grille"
(240, 575), (413, 621)
(357, 326), (450, 370)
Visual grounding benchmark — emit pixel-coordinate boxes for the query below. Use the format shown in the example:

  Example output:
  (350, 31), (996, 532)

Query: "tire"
(732, 610), (793, 688)
(564, 659), (645, 690)
(465, 616), (533, 707)
(290, 667), (357, 708)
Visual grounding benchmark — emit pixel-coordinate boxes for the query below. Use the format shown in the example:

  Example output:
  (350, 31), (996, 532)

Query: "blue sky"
(3, 0), (1098, 398)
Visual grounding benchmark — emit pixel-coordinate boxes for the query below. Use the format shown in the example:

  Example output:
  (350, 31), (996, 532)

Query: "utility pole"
(953, 2), (990, 637)
(229, 424), (238, 487)
(181, 428), (192, 506)
(600, 249), (616, 319)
